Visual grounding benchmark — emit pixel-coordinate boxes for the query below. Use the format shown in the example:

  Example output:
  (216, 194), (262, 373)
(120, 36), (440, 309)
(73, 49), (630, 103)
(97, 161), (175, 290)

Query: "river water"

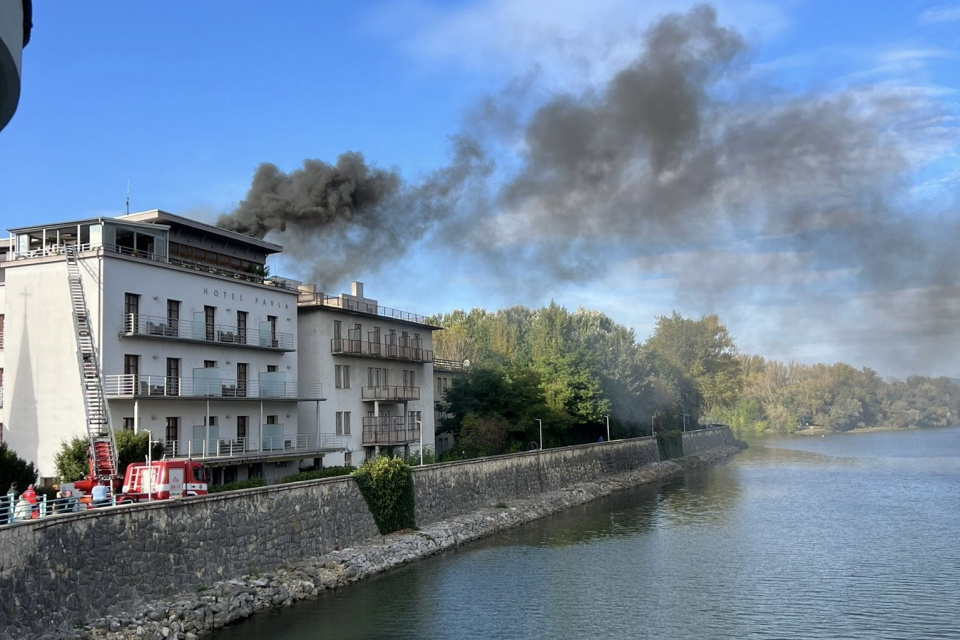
(214, 427), (960, 639)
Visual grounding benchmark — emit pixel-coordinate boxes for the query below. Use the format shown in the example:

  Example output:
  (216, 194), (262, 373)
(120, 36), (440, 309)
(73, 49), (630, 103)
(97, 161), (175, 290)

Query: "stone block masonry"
(0, 428), (737, 640)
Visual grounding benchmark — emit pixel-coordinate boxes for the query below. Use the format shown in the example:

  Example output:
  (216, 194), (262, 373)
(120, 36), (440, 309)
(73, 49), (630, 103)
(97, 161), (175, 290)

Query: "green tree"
(0, 442), (37, 493)
(55, 436), (88, 482)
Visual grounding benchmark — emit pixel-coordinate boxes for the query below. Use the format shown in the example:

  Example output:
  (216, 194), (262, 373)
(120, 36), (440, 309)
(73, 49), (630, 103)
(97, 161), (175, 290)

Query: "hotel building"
(0, 210), (350, 485)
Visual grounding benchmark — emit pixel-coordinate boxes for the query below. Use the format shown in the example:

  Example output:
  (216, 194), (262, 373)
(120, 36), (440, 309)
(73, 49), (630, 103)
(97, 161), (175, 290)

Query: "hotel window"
(237, 310), (248, 344)
(204, 305), (216, 341)
(166, 358), (181, 395)
(368, 367), (388, 387)
(236, 416), (248, 439)
(165, 417), (179, 443)
(335, 364), (351, 389)
(403, 369), (416, 387)
(268, 315), (278, 347)
(166, 300), (180, 335)
(124, 293), (140, 333)
(122, 417), (135, 431)
(344, 451), (352, 467)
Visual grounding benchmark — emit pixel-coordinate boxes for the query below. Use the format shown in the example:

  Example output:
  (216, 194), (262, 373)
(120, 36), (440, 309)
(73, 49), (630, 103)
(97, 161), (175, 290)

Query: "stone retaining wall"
(681, 426), (733, 456)
(0, 428), (734, 640)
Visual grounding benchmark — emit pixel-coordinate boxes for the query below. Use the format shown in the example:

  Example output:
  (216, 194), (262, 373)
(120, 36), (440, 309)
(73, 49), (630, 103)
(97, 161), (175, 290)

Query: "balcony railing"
(330, 338), (432, 363)
(361, 385), (420, 402)
(433, 358), (468, 371)
(163, 433), (345, 459)
(104, 375), (322, 400)
(361, 417), (421, 445)
(298, 290), (429, 324)
(122, 313), (295, 350)
(11, 242), (301, 292)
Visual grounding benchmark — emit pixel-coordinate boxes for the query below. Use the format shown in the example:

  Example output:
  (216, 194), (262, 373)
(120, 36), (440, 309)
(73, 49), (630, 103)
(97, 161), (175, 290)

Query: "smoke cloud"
(217, 4), (959, 374)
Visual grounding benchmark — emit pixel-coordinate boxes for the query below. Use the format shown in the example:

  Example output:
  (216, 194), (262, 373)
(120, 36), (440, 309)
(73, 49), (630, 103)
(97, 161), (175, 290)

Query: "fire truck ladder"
(65, 248), (118, 482)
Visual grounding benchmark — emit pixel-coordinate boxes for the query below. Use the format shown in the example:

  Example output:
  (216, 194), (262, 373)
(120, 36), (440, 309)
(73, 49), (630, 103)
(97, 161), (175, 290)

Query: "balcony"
(163, 433), (346, 461)
(299, 290), (428, 324)
(104, 375), (323, 400)
(361, 385), (420, 402)
(362, 416), (421, 445)
(330, 338), (432, 363)
(122, 313), (295, 351)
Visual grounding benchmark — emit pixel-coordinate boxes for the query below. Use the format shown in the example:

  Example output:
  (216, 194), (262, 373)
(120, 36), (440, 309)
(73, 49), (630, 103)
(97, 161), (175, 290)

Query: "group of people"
(1, 482), (87, 524)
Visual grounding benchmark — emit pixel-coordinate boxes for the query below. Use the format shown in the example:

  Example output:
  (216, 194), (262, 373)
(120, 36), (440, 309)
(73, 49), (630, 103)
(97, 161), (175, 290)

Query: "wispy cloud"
(919, 3), (960, 24)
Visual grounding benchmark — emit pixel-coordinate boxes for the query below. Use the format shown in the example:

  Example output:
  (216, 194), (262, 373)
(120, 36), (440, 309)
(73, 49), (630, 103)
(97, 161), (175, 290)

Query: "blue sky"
(2, 1), (959, 379)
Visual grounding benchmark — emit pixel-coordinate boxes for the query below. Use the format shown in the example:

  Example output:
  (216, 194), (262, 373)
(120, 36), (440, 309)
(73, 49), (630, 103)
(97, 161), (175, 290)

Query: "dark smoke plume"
(218, 136), (489, 289)
(218, 4), (959, 375)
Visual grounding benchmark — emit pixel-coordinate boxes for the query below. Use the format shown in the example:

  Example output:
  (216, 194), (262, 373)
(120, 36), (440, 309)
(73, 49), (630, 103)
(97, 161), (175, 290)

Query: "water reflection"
(215, 427), (960, 640)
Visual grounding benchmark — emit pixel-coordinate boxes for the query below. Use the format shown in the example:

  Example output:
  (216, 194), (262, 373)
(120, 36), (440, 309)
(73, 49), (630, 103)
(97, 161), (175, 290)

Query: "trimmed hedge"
(352, 457), (416, 535)
(656, 430), (684, 461)
(209, 478), (265, 493)
(278, 466), (356, 483)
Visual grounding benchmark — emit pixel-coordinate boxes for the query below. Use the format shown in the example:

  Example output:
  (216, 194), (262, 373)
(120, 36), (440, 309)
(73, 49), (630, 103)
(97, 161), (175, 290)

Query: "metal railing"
(163, 433), (345, 459)
(10, 242), (301, 292)
(122, 313), (295, 350)
(433, 358), (468, 371)
(0, 493), (114, 527)
(104, 375), (323, 400)
(362, 423), (421, 445)
(360, 385), (420, 401)
(330, 338), (432, 363)
(298, 290), (429, 324)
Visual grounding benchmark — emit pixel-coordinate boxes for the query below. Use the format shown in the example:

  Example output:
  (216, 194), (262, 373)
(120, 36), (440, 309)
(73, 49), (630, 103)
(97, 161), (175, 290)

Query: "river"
(214, 426), (960, 639)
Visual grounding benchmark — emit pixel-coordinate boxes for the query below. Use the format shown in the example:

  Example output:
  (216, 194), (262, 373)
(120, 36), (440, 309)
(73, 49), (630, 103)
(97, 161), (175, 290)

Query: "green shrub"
(0, 442), (37, 493)
(209, 478), (265, 493)
(278, 466), (356, 483)
(353, 457), (416, 535)
(656, 430), (684, 461)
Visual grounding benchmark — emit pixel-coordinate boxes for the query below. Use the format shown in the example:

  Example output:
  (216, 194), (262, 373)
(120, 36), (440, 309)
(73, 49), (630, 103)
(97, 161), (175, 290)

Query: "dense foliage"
(352, 456), (416, 535)
(0, 442), (37, 492)
(278, 466), (355, 483)
(431, 304), (960, 441)
(54, 432), (165, 482)
(209, 478), (265, 493)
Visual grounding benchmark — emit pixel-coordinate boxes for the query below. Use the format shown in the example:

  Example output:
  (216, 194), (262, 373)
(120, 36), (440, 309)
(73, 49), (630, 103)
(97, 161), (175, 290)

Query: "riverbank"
(69, 446), (740, 640)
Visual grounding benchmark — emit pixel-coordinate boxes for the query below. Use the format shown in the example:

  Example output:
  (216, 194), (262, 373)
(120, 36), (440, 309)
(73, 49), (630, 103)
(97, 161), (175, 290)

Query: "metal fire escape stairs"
(65, 248), (119, 484)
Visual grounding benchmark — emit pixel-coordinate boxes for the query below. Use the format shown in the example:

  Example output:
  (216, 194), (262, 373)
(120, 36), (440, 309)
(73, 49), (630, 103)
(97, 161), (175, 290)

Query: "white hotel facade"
(0, 210), (440, 485)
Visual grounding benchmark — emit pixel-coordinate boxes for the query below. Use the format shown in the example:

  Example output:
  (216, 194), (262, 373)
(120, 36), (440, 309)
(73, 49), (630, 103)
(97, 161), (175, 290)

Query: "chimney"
(351, 281), (364, 299)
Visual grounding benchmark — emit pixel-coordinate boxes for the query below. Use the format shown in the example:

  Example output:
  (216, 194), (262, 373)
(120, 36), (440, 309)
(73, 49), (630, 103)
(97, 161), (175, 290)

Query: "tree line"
(430, 304), (960, 454)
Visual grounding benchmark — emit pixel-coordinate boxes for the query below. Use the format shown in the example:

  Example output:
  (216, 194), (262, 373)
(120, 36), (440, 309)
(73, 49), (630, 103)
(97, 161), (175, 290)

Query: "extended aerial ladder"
(65, 247), (118, 483)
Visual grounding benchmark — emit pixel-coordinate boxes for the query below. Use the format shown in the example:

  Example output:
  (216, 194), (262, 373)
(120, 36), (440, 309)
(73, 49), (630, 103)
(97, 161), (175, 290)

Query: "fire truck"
(74, 459), (209, 504)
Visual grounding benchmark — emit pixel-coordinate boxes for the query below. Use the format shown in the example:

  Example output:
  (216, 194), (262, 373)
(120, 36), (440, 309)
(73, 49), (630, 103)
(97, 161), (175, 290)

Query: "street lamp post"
(605, 415), (610, 442)
(143, 429), (153, 502)
(536, 419), (542, 450)
(416, 420), (423, 466)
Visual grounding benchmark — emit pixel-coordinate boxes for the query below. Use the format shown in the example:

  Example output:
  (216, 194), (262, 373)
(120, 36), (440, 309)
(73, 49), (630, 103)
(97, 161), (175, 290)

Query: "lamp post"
(605, 415), (610, 442)
(416, 420), (423, 466)
(143, 429), (153, 502)
(536, 419), (542, 450)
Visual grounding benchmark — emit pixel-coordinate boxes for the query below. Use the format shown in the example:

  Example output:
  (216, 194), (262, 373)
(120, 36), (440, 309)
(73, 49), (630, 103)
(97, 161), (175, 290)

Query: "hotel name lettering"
(202, 288), (291, 309)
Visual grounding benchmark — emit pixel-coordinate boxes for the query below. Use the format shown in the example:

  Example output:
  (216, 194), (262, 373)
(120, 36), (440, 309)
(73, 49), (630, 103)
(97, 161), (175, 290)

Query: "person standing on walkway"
(91, 483), (110, 508)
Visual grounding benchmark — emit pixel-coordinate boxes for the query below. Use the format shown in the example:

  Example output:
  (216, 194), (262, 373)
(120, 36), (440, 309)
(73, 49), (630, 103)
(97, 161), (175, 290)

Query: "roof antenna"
(125, 179), (130, 215)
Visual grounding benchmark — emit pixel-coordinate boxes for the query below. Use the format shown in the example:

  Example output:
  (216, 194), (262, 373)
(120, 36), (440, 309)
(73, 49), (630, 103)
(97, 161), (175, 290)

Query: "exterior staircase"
(65, 248), (118, 483)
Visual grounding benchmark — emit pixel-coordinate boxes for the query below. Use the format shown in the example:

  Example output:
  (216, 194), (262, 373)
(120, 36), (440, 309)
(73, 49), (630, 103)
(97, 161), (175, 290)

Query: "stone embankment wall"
(681, 426), (734, 456)
(413, 437), (660, 525)
(0, 428), (735, 640)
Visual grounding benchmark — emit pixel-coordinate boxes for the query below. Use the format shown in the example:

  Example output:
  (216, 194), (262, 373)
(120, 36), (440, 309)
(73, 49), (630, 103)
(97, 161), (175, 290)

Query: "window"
(267, 364), (278, 373)
(204, 360), (217, 369)
(165, 417), (179, 443)
(344, 451), (352, 467)
(335, 364), (350, 389)
(268, 315), (278, 347)
(124, 354), (140, 380)
(236, 363), (248, 397)
(166, 358), (180, 395)
(266, 415), (278, 425)
(204, 305), (216, 341)
(166, 300), (180, 335)
(336, 411), (351, 436)
(206, 416), (218, 427)
(236, 416), (248, 439)
(334, 320), (342, 340)
(125, 293), (140, 333)
(409, 411), (422, 429)
(403, 369), (416, 387)
(237, 311), (248, 344)
(122, 417), (135, 431)
(0, 314), (5, 349)
(368, 367), (388, 387)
